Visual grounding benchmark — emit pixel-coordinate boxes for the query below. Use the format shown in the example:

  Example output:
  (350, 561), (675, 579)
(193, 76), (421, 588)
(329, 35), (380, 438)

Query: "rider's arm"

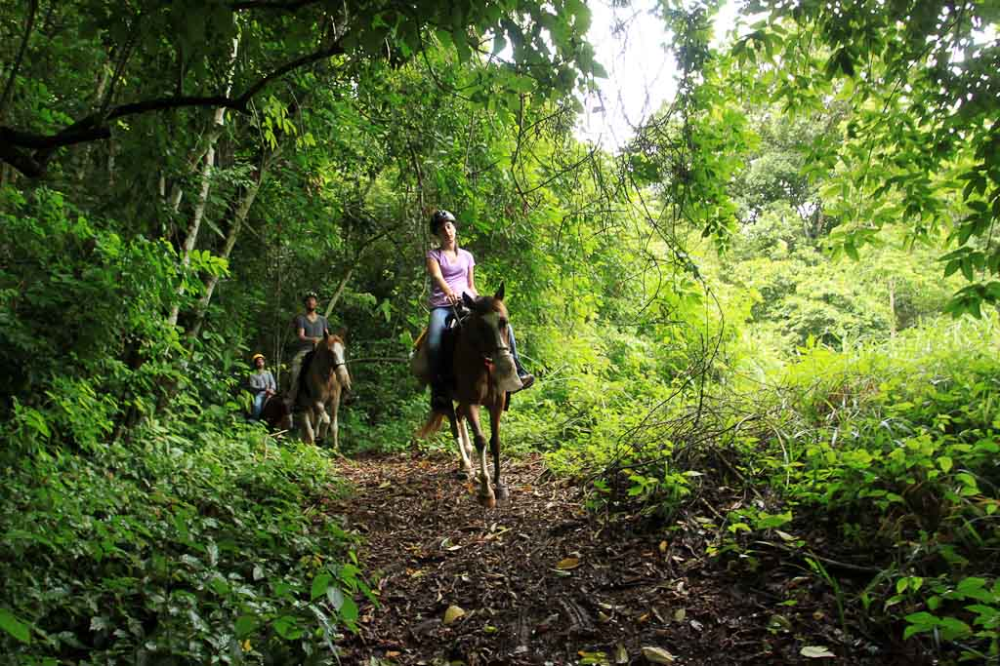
(426, 255), (458, 303)
(467, 265), (478, 297)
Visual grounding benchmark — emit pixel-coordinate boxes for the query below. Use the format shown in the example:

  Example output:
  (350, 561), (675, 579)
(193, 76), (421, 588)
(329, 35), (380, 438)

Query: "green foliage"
(1, 0), (998, 662)
(0, 417), (367, 664)
(701, 316), (1000, 659)
(731, 0), (1000, 312)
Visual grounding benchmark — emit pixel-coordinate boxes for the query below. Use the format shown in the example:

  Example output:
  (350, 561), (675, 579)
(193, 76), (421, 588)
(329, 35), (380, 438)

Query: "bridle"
(450, 301), (510, 363)
(320, 338), (347, 373)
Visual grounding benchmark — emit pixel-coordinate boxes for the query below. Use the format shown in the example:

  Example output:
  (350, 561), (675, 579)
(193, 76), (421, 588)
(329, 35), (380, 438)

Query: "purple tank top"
(428, 248), (476, 307)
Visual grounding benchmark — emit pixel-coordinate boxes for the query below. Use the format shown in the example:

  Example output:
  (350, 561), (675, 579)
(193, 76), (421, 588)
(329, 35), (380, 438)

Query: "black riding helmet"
(430, 209), (456, 235)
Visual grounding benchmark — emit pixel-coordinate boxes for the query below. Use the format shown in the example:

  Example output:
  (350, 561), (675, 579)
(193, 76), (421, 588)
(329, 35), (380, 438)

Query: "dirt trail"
(327, 453), (900, 665)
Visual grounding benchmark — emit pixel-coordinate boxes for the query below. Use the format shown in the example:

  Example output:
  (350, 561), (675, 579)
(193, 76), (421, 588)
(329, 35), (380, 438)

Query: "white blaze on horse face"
(493, 354), (522, 392)
(332, 341), (351, 390)
(482, 311), (520, 391)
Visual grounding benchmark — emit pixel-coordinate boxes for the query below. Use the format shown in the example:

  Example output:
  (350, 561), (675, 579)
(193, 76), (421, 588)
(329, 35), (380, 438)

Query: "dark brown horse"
(260, 396), (292, 432)
(295, 331), (351, 449)
(418, 284), (521, 507)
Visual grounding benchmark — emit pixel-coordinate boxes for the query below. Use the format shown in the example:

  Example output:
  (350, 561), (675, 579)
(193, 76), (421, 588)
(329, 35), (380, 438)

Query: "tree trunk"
(107, 136), (116, 186)
(77, 65), (112, 182)
(0, 0), (39, 123)
(324, 266), (355, 318)
(186, 165), (266, 341)
(167, 36), (240, 327)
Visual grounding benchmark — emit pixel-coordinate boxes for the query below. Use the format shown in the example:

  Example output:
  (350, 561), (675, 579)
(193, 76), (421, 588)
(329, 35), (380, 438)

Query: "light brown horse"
(418, 284), (522, 507)
(295, 331), (351, 449)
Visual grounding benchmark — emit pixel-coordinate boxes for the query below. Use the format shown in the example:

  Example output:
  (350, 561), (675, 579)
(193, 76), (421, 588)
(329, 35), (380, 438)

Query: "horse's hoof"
(496, 484), (510, 502)
(478, 491), (496, 508)
(455, 467), (471, 480)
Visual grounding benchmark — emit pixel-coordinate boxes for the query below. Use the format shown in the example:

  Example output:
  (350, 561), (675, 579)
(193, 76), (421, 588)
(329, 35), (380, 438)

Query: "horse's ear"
(462, 292), (476, 308)
(336, 327), (347, 341)
(494, 281), (505, 301)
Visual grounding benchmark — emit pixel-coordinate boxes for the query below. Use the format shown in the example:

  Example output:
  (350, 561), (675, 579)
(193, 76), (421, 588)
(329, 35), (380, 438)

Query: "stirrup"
(512, 373), (534, 392)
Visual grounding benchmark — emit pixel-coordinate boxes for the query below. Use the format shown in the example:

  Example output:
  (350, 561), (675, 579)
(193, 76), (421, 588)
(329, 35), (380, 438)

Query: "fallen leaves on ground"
(324, 452), (897, 665)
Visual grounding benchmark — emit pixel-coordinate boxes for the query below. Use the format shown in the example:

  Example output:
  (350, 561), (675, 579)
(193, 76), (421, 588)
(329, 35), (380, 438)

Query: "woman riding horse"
(424, 209), (533, 409)
(421, 209), (534, 506)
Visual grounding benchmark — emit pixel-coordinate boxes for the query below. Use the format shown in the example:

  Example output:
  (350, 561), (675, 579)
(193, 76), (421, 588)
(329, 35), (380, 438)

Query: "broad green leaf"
(0, 609), (31, 644)
(235, 615), (257, 638)
(311, 572), (333, 600)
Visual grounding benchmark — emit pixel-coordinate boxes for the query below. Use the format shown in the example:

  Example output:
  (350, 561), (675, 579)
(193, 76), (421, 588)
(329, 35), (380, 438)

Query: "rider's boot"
(512, 357), (534, 392)
(430, 374), (451, 412)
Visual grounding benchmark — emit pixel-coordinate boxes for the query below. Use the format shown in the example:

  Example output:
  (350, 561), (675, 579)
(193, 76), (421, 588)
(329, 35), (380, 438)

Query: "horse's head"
(461, 282), (522, 392)
(321, 329), (352, 392)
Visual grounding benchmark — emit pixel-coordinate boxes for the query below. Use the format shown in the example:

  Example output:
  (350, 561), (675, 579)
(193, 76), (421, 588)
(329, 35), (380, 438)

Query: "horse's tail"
(416, 411), (446, 439)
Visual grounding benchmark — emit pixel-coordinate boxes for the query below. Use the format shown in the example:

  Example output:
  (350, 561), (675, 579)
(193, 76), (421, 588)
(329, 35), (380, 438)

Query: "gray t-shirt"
(248, 370), (276, 394)
(293, 313), (329, 352)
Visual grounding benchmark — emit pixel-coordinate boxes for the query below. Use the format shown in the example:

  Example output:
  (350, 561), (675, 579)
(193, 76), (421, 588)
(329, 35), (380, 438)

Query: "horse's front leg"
(451, 406), (474, 478)
(489, 399), (507, 503)
(313, 400), (330, 441)
(301, 408), (315, 444)
(465, 403), (495, 508)
(329, 387), (341, 452)
(458, 417), (474, 476)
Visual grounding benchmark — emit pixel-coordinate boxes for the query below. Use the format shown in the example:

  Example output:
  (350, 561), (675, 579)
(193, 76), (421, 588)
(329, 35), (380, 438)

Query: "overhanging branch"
(0, 39), (345, 178)
(0, 142), (43, 178)
(235, 41), (344, 105)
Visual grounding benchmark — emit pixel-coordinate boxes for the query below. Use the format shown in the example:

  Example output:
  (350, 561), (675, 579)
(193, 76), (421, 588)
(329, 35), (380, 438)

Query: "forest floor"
(326, 452), (910, 666)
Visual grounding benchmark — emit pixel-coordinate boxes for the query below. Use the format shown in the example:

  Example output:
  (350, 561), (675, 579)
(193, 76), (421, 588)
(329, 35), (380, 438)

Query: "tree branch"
(0, 38), (344, 177)
(0, 125), (110, 151)
(1, 96), (234, 152)
(0, 142), (43, 178)
(0, 0), (39, 122)
(234, 40), (344, 105)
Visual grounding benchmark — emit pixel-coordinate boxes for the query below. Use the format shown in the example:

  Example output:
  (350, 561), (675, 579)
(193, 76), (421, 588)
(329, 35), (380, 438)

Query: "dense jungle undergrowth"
(2, 0), (999, 664)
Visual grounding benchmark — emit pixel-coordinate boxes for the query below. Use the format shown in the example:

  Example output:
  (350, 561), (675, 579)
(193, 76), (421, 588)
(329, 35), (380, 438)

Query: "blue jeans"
(251, 392), (267, 420)
(426, 306), (526, 377)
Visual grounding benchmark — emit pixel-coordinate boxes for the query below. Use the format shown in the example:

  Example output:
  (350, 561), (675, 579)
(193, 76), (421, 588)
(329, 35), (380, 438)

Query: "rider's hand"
(445, 289), (459, 305)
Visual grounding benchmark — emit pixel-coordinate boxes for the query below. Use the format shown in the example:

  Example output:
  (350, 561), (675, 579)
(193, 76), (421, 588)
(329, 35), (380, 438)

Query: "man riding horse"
(285, 290), (330, 417)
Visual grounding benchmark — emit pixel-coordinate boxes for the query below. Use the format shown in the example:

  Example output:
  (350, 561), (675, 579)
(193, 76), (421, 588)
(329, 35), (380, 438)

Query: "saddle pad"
(413, 327), (428, 350)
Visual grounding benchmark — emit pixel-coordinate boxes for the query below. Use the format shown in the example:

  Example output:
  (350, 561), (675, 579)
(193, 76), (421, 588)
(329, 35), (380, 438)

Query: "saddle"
(411, 305), (513, 411)
(411, 305), (468, 386)
(299, 350), (316, 391)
